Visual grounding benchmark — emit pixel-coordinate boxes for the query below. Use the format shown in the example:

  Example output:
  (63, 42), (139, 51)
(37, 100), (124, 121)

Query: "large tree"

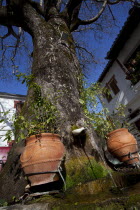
(0, 0), (137, 202)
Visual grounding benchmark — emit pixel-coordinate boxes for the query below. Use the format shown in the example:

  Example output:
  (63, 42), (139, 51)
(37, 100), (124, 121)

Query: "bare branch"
(96, 0), (137, 5)
(0, 26), (19, 39)
(44, 0), (62, 18)
(63, 0), (83, 31)
(56, 0), (62, 11)
(107, 0), (135, 4)
(73, 26), (95, 32)
(28, 0), (44, 17)
(95, 0), (120, 4)
(65, 0), (82, 20)
(0, 47), (6, 66)
(0, 6), (22, 27)
(75, 44), (97, 64)
(0, 27), (11, 40)
(0, 26), (20, 50)
(107, 0), (121, 4)
(80, 0), (108, 25)
(107, 4), (115, 20)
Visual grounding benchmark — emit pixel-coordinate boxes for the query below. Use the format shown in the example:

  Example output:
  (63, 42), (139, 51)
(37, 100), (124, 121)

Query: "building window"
(103, 76), (119, 103)
(103, 85), (113, 103)
(124, 46), (140, 85)
(108, 76), (120, 95)
(14, 101), (24, 114)
(105, 92), (112, 103)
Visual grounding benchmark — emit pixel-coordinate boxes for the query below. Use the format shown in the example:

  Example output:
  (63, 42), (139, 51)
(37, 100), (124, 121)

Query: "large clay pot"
(107, 128), (139, 165)
(20, 133), (65, 186)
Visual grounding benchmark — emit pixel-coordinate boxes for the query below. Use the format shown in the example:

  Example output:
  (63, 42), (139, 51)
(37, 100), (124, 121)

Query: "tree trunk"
(30, 16), (85, 148)
(0, 4), (100, 203)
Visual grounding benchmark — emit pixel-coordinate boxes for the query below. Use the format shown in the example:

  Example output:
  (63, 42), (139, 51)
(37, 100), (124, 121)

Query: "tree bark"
(0, 3), (100, 203)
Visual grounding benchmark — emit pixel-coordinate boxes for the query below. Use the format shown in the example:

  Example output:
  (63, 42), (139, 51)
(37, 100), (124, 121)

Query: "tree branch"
(79, 0), (108, 25)
(44, 0), (61, 19)
(62, 0), (83, 31)
(65, 0), (83, 22)
(95, 0), (138, 5)
(56, 0), (62, 11)
(95, 0), (120, 4)
(0, 6), (22, 27)
(75, 44), (97, 64)
(0, 27), (11, 40)
(28, 0), (44, 17)
(107, 0), (121, 4)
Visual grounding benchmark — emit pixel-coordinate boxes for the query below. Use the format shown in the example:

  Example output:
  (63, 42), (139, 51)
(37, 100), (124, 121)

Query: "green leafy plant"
(0, 199), (8, 207)
(0, 110), (14, 142)
(80, 83), (129, 139)
(4, 73), (59, 142)
(13, 99), (58, 141)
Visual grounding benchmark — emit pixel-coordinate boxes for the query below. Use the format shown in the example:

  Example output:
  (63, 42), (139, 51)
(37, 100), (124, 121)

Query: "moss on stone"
(51, 193), (140, 210)
(112, 170), (140, 188)
(65, 156), (109, 190)
(25, 171), (140, 210)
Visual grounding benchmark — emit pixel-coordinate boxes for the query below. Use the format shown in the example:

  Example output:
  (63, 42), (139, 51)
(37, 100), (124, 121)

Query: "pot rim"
(26, 133), (61, 141)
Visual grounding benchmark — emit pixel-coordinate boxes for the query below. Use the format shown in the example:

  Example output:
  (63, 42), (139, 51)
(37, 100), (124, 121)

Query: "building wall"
(101, 22), (140, 115)
(100, 22), (140, 147)
(0, 94), (25, 146)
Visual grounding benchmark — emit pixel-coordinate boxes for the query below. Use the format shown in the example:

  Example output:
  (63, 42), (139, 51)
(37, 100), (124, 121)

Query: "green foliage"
(0, 199), (8, 207)
(12, 100), (58, 142)
(16, 73), (34, 86)
(4, 73), (59, 142)
(65, 156), (109, 189)
(80, 83), (128, 139)
(0, 110), (14, 142)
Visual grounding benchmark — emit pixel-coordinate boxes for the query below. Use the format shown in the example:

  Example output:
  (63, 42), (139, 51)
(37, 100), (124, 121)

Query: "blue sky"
(0, 3), (132, 96)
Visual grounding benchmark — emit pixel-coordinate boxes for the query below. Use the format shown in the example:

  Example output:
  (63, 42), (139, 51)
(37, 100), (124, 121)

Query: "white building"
(98, 6), (140, 145)
(0, 92), (25, 169)
(0, 92), (25, 146)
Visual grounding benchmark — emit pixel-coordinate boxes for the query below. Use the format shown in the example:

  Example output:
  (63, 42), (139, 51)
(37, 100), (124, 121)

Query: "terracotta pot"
(20, 133), (65, 186)
(107, 128), (139, 165)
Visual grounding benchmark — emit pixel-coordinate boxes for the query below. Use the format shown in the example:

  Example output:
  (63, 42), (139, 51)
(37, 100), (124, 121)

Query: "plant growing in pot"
(97, 106), (139, 166)
(10, 74), (66, 187)
(81, 83), (139, 166)
(81, 83), (128, 140)
(96, 108), (139, 166)
(21, 98), (65, 187)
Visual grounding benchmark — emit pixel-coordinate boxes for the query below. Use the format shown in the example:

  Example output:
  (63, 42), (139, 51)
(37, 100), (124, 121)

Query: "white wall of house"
(0, 93), (25, 147)
(99, 14), (140, 147)
(101, 22), (140, 116)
